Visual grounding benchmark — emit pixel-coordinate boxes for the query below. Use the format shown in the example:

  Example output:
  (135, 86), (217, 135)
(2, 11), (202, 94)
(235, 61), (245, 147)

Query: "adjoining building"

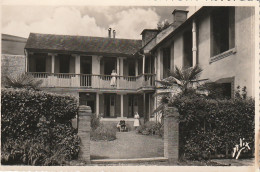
(1, 34), (27, 86)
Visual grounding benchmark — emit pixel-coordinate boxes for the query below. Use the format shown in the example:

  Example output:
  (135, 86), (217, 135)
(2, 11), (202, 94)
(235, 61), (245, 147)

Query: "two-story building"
(142, 6), (255, 107)
(24, 32), (155, 124)
(23, 6), (255, 124)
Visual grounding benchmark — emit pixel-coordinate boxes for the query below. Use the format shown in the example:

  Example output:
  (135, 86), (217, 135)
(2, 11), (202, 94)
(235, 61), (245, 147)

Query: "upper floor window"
(211, 7), (235, 56)
(163, 47), (171, 78)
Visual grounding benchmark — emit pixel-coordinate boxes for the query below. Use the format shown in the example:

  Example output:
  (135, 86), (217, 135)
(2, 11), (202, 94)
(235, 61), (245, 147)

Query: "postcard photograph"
(0, 1), (258, 169)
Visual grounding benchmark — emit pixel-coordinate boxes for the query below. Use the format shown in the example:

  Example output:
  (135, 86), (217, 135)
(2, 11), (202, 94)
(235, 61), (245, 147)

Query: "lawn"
(90, 131), (164, 159)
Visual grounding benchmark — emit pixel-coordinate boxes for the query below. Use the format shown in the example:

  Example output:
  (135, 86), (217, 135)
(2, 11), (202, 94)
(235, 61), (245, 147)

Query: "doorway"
(104, 94), (116, 117)
(80, 56), (92, 86)
(79, 92), (95, 113)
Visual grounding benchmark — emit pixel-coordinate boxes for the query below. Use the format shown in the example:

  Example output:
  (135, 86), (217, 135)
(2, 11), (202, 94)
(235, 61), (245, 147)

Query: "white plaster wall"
(173, 34), (183, 68)
(198, 7), (255, 97)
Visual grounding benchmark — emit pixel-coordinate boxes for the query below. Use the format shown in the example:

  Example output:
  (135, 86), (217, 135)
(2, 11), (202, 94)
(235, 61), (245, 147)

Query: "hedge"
(1, 88), (79, 165)
(169, 94), (254, 160)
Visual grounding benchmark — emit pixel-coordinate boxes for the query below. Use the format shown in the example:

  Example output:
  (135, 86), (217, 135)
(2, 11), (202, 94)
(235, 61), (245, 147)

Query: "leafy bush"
(90, 124), (117, 141)
(91, 113), (100, 130)
(169, 93), (254, 160)
(136, 121), (163, 137)
(1, 88), (80, 165)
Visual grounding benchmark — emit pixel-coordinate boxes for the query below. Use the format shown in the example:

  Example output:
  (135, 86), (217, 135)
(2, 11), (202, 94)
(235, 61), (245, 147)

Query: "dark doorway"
(104, 94), (116, 117)
(104, 58), (116, 75)
(128, 94), (138, 118)
(59, 54), (70, 73)
(80, 56), (92, 86)
(128, 59), (135, 76)
(79, 92), (96, 113)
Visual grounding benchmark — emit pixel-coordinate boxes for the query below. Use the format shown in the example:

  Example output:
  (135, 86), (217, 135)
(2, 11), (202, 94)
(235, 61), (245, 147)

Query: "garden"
(1, 68), (255, 165)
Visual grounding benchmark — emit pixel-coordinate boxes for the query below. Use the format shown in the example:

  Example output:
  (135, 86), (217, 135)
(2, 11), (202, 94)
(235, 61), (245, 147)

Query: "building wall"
(1, 34), (27, 55)
(154, 7), (255, 97)
(198, 7), (255, 97)
(1, 54), (26, 85)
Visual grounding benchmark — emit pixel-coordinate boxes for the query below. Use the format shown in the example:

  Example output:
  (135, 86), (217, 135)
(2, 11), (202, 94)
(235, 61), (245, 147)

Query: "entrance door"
(128, 95), (138, 118)
(104, 94), (116, 117)
(110, 95), (115, 117)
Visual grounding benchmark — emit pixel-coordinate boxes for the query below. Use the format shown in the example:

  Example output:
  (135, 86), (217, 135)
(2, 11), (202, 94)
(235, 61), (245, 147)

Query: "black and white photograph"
(0, 0), (258, 170)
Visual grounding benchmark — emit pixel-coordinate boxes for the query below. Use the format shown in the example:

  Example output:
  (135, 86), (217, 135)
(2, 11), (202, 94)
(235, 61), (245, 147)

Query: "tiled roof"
(25, 33), (142, 57)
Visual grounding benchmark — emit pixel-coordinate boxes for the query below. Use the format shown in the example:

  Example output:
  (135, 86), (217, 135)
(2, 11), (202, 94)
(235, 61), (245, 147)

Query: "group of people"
(116, 112), (140, 132)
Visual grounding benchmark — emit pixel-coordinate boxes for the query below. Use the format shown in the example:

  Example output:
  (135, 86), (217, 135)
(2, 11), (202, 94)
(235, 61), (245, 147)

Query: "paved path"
(90, 131), (164, 159)
(211, 158), (254, 166)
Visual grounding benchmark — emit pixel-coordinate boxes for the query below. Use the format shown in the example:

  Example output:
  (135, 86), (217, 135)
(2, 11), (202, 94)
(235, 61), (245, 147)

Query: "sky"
(2, 6), (196, 39)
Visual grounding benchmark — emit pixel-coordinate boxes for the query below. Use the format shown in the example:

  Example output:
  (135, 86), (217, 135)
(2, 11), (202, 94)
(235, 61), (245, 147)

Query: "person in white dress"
(133, 112), (140, 129)
(110, 69), (117, 87)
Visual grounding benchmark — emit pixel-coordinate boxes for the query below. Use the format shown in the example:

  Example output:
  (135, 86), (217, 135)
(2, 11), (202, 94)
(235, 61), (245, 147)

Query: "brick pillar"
(164, 107), (179, 164)
(78, 105), (92, 164)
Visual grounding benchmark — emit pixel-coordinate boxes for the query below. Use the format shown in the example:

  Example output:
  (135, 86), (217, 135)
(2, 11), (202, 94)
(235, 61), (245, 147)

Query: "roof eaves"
(150, 6), (209, 52)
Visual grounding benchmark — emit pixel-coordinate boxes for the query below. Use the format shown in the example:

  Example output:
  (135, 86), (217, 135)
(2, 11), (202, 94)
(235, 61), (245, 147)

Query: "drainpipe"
(192, 20), (197, 67)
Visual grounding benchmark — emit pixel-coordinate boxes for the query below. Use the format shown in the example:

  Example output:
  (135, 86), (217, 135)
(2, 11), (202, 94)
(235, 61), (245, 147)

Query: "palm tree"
(152, 65), (203, 116)
(4, 73), (43, 90)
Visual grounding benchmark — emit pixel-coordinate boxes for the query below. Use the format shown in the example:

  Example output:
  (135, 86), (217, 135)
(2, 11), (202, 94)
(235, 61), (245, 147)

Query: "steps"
(91, 157), (168, 164)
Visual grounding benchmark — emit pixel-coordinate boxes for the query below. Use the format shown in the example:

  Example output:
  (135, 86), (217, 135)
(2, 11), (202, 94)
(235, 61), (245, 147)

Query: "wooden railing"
(27, 72), (155, 89)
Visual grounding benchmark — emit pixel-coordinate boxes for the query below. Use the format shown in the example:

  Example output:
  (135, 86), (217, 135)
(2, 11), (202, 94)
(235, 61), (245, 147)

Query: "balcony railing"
(27, 72), (155, 90)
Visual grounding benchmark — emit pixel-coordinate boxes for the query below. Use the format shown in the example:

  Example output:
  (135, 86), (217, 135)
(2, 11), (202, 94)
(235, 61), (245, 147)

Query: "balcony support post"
(120, 94), (124, 118)
(96, 93), (100, 117)
(51, 54), (55, 73)
(74, 55), (80, 87)
(135, 59), (138, 76)
(142, 55), (145, 74)
(143, 92), (146, 123)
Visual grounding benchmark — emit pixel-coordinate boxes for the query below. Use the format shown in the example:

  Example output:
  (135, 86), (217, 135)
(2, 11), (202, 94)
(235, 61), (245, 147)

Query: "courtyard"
(90, 131), (164, 160)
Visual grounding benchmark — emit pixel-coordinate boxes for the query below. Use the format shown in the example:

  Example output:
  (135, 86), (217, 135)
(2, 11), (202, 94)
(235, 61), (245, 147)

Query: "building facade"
(142, 7), (255, 100)
(20, 6), (255, 123)
(24, 33), (155, 124)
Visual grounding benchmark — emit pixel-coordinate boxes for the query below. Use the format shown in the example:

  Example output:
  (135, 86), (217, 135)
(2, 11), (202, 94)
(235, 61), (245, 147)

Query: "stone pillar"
(78, 105), (92, 164)
(164, 107), (179, 164)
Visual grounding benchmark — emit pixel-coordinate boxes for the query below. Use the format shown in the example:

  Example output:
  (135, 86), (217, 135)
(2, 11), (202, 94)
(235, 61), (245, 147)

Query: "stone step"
(91, 157), (168, 164)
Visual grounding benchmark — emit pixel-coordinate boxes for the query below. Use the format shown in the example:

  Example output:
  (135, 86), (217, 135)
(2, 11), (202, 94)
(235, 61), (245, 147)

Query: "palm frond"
(4, 73), (43, 90)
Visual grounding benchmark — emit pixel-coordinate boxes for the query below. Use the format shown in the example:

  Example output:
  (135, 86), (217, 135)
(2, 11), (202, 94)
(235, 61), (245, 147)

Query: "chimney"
(108, 28), (111, 38)
(172, 9), (188, 24)
(140, 29), (158, 47)
(113, 30), (116, 38)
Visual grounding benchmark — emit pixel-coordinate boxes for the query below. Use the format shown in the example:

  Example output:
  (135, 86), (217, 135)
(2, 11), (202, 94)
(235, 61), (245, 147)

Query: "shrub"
(136, 121), (163, 137)
(169, 94), (255, 160)
(90, 124), (117, 141)
(91, 113), (100, 130)
(1, 88), (80, 165)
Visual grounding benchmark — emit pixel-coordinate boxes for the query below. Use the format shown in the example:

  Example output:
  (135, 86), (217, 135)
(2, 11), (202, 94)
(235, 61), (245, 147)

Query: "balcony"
(27, 72), (155, 90)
